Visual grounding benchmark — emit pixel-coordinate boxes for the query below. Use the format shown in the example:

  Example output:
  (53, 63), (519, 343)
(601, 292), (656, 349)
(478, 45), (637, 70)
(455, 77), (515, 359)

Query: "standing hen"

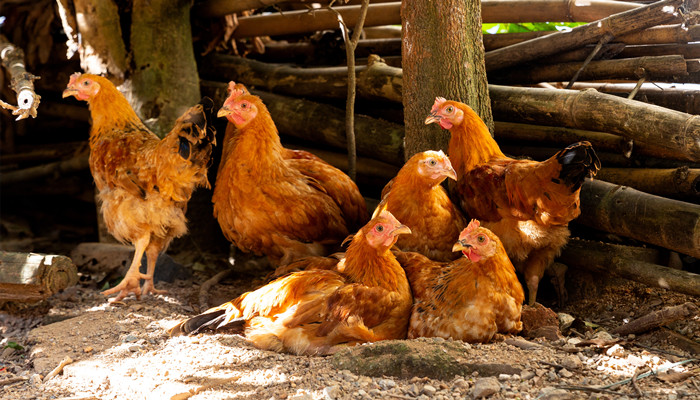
(169, 210), (413, 355)
(291, 215), (521, 343)
(425, 97), (600, 305)
(380, 150), (466, 261)
(63, 73), (216, 301)
(396, 219), (524, 343)
(213, 81), (368, 268)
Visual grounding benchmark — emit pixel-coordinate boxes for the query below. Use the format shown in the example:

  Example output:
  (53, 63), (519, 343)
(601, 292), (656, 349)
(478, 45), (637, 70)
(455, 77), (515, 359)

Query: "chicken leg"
(140, 242), (168, 296)
(103, 235), (150, 302)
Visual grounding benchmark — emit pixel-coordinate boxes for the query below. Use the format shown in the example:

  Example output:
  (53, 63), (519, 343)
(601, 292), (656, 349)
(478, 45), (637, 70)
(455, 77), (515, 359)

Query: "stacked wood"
(0, 252), (78, 303)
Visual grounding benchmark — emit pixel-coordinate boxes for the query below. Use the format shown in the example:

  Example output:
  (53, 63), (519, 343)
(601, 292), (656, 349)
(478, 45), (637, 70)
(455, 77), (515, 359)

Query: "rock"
(422, 384), (437, 396)
(520, 370), (536, 380)
(538, 387), (576, 399)
(123, 334), (138, 343)
(605, 344), (625, 357)
(332, 340), (520, 380)
(558, 313), (575, 331)
(471, 377), (501, 398)
(558, 368), (574, 378)
(29, 374), (42, 387)
(504, 338), (541, 350)
(128, 345), (142, 352)
(561, 355), (583, 370)
(378, 378), (396, 390)
(289, 391), (313, 400)
(498, 374), (511, 381)
(593, 331), (613, 341)
(531, 326), (564, 341)
(520, 304), (561, 339)
(1, 347), (16, 359)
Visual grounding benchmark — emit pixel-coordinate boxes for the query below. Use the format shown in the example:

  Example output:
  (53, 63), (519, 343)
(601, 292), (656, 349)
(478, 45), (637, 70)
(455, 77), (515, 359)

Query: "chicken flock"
(64, 74), (600, 355)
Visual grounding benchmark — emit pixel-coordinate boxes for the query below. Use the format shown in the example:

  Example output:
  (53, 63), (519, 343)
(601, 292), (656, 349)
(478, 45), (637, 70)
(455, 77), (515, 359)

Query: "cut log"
(229, 0), (641, 39)
(482, 24), (700, 51)
(484, 0), (694, 71)
(595, 167), (700, 201)
(0, 252), (78, 303)
(490, 55), (689, 84)
(566, 82), (700, 115)
(577, 179), (700, 259)
(611, 303), (698, 336)
(558, 239), (700, 297)
(616, 43), (700, 59)
(489, 85), (700, 161)
(200, 80), (405, 165)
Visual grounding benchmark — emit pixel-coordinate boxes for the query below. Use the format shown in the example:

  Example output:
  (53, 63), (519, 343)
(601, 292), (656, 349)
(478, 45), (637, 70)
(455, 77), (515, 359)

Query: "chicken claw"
(102, 270), (148, 302)
(140, 279), (167, 297)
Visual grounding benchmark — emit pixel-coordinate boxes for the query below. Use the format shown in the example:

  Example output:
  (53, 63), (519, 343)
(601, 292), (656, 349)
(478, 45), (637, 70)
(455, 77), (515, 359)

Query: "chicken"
(396, 219), (524, 343)
(213, 81), (369, 268)
(169, 210), (413, 355)
(425, 97), (600, 305)
(62, 73), (216, 301)
(379, 150), (466, 261)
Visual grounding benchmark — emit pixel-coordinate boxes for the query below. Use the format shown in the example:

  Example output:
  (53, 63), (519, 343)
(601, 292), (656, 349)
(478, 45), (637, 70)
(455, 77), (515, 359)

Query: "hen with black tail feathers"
(63, 73), (216, 302)
(426, 97), (600, 305)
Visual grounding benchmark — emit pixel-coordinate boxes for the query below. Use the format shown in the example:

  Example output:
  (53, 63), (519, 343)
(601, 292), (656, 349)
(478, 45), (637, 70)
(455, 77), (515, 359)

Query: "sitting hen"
(213, 82), (368, 268)
(170, 210), (413, 355)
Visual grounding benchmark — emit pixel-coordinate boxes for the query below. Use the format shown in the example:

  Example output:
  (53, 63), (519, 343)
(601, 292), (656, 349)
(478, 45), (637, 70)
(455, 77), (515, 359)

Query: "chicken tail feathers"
(173, 96), (217, 167)
(169, 309), (246, 336)
(554, 141), (601, 191)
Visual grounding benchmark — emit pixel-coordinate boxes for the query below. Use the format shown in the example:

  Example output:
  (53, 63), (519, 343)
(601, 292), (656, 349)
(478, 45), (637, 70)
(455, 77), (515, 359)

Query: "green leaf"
(6, 341), (23, 350)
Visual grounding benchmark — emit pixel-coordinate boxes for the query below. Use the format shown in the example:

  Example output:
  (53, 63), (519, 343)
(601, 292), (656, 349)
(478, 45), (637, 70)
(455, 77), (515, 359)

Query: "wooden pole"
(490, 55), (690, 84)
(594, 167), (700, 201)
(484, 0), (695, 71)
(489, 85), (700, 161)
(228, 0), (642, 39)
(567, 82), (700, 114)
(0, 252), (79, 303)
(577, 179), (700, 259)
(0, 34), (41, 120)
(558, 239), (700, 298)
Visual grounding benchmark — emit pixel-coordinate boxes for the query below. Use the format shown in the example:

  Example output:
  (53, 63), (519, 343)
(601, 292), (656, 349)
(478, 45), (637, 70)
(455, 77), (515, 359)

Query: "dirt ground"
(1, 250), (699, 400)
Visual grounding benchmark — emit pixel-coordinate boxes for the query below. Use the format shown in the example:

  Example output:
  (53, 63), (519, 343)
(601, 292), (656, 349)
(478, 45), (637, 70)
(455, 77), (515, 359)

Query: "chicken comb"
(370, 201), (389, 220)
(431, 97), (447, 113)
(464, 219), (480, 234)
(68, 72), (82, 86)
(227, 81), (250, 100)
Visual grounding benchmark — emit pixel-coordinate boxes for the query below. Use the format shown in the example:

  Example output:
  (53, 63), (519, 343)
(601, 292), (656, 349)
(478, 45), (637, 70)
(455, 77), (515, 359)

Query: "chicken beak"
(424, 113), (440, 125)
(217, 106), (232, 118)
(452, 239), (471, 252)
(62, 87), (78, 99)
(443, 165), (457, 181)
(391, 224), (412, 237)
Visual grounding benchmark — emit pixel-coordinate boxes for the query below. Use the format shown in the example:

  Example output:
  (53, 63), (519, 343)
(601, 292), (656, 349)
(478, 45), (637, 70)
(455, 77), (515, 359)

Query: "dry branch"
(0, 252), (78, 303)
(577, 179), (700, 259)
(567, 82), (700, 115)
(595, 167), (700, 200)
(484, 0), (695, 71)
(617, 43), (700, 59)
(0, 34), (40, 120)
(200, 80), (405, 165)
(489, 85), (700, 161)
(490, 55), (690, 84)
(483, 24), (700, 51)
(611, 303), (698, 336)
(558, 239), (700, 297)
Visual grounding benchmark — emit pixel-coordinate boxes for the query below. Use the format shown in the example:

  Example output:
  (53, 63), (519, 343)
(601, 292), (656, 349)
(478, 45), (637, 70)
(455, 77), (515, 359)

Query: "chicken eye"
(428, 159), (437, 166)
(375, 225), (384, 232)
(445, 106), (454, 113)
(240, 102), (248, 109)
(477, 235), (486, 243)
(83, 81), (90, 86)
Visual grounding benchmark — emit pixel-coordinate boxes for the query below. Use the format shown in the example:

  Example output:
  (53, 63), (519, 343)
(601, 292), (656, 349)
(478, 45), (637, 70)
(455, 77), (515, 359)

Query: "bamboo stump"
(0, 252), (78, 303)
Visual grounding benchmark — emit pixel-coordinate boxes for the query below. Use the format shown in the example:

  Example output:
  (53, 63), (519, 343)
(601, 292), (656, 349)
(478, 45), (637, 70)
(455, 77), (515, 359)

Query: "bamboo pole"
(200, 80), (405, 165)
(594, 167), (700, 201)
(566, 82), (700, 114)
(482, 24), (700, 51)
(228, 0), (642, 39)
(484, 0), (695, 71)
(0, 34), (41, 120)
(489, 85), (700, 161)
(558, 239), (700, 297)
(617, 44), (700, 59)
(490, 55), (689, 84)
(577, 179), (700, 259)
(257, 39), (402, 64)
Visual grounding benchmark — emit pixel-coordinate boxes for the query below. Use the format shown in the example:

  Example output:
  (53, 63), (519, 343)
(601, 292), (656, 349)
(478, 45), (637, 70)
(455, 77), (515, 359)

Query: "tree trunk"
(128, 0), (200, 137)
(72, 0), (128, 79)
(567, 82), (700, 115)
(401, 0), (492, 160)
(577, 179), (700, 259)
(594, 167), (700, 201)
(0, 252), (78, 303)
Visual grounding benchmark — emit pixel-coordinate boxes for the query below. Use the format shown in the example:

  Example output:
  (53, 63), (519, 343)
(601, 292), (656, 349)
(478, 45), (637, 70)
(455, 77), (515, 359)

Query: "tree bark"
(128, 0), (200, 137)
(484, 0), (695, 71)
(490, 55), (690, 84)
(611, 303), (698, 336)
(558, 239), (700, 298)
(594, 167), (700, 201)
(0, 252), (78, 303)
(577, 179), (700, 259)
(200, 81), (405, 165)
(567, 82), (700, 115)
(72, 0), (128, 79)
(489, 85), (700, 161)
(401, 0), (492, 160)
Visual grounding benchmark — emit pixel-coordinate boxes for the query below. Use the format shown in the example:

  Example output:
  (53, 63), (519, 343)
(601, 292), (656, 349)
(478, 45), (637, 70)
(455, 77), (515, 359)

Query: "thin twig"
(627, 76), (646, 100)
(601, 359), (697, 390)
(565, 33), (614, 89)
(198, 269), (234, 312)
(43, 356), (73, 382)
(630, 366), (647, 398)
(0, 376), (28, 386)
(554, 385), (629, 395)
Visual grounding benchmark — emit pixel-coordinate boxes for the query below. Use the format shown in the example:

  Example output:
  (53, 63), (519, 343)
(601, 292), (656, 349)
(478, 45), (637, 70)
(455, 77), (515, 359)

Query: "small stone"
(558, 368), (574, 378)
(1, 347), (16, 359)
(561, 355), (583, 370)
(406, 383), (420, 396)
(452, 378), (469, 388)
(416, 395), (429, 400)
(605, 344), (625, 357)
(422, 384), (437, 396)
(356, 389), (367, 397)
(128, 345), (142, 352)
(29, 374), (42, 387)
(498, 374), (511, 381)
(289, 391), (313, 400)
(83, 346), (94, 353)
(593, 331), (613, 341)
(123, 334), (138, 343)
(547, 370), (558, 380)
(378, 379), (396, 390)
(558, 313), (575, 330)
(539, 387), (574, 400)
(471, 377), (501, 398)
(368, 389), (381, 397)
(323, 385), (340, 400)
(520, 370), (536, 380)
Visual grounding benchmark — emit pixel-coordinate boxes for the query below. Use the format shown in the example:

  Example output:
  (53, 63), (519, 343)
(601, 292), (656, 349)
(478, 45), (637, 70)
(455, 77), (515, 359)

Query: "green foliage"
(482, 22), (586, 34)
(5, 341), (23, 351)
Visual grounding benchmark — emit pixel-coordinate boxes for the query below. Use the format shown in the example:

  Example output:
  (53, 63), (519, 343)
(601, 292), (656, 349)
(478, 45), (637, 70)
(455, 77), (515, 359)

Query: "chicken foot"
(102, 236), (166, 301)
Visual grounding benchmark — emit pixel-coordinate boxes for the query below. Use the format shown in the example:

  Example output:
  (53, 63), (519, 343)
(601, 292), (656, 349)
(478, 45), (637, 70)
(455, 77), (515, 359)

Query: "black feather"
(555, 141), (601, 191)
(178, 136), (191, 160)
